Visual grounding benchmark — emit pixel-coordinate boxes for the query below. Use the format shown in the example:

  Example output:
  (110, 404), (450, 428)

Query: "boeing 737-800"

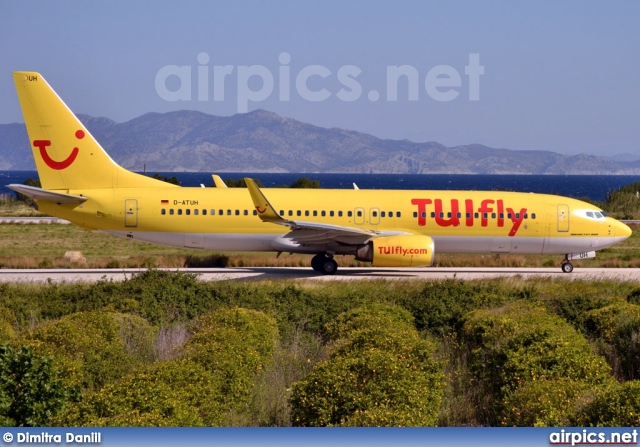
(8, 72), (632, 274)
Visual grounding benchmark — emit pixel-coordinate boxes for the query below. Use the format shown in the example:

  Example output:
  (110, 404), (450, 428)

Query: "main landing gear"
(311, 253), (338, 275)
(561, 257), (574, 273)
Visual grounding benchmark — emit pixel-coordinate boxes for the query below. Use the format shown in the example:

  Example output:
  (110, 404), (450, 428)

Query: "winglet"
(212, 175), (228, 188)
(245, 178), (285, 223)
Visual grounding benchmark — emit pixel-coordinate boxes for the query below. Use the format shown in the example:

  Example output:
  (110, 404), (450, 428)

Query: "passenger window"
(532, 213), (537, 219)
(280, 210), (284, 216)
(244, 210), (248, 216)
(373, 211), (378, 217)
(170, 209), (174, 215)
(382, 211), (386, 218)
(194, 209), (199, 216)
(330, 211), (334, 217)
(474, 213), (479, 218)
(227, 210), (231, 216)
(507, 213), (512, 219)
(253, 210), (258, 216)
(313, 211), (318, 217)
(338, 211), (343, 217)
(397, 212), (401, 217)
(161, 209), (166, 215)
(447, 212), (451, 218)
(466, 212), (470, 218)
(235, 210), (240, 216)
(203, 209), (207, 216)
(321, 211), (326, 217)
(515, 213), (520, 219)
(348, 211), (353, 217)
(389, 212), (394, 218)
(413, 212), (418, 218)
(357, 210), (362, 217)
(500, 213), (504, 219)
(297, 210), (302, 216)
(440, 212), (444, 218)
(178, 209), (183, 215)
(431, 212), (435, 218)
(483, 213), (488, 219)
(186, 209), (191, 216)
(219, 209), (223, 215)
(491, 213), (496, 219)
(305, 211), (309, 217)
(288, 210), (293, 216)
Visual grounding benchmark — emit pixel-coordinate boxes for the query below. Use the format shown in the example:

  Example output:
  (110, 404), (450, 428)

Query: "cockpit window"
(577, 209), (606, 221)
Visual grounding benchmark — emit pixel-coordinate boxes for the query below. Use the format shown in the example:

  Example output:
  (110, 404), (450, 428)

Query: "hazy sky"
(2, 1), (639, 156)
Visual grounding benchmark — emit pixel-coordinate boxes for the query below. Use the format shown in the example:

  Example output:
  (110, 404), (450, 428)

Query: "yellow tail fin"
(13, 72), (175, 191)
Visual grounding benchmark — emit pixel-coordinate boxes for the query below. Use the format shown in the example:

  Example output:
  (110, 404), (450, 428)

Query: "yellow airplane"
(8, 72), (632, 274)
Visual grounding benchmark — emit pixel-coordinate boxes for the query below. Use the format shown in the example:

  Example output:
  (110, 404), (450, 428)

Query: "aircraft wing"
(7, 184), (88, 205)
(244, 178), (406, 247)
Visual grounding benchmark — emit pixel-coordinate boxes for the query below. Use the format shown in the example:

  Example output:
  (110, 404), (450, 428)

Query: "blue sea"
(1, 171), (638, 202)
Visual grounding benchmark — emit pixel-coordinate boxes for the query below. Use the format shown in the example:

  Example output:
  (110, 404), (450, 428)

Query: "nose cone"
(615, 219), (633, 240)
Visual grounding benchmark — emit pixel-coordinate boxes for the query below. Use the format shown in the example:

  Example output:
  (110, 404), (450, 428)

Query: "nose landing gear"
(311, 253), (338, 275)
(561, 258), (574, 273)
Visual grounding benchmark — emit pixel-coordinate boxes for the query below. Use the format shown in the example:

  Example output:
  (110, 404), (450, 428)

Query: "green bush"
(55, 359), (218, 426)
(0, 344), (69, 426)
(460, 301), (613, 425)
(185, 307), (279, 411)
(397, 279), (524, 335)
(0, 308), (16, 343)
(584, 301), (640, 380)
(574, 380), (640, 426)
(26, 311), (156, 390)
(290, 304), (444, 426)
(501, 378), (592, 426)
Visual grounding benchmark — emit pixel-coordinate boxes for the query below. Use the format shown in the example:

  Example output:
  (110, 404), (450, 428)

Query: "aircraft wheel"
(320, 257), (338, 275)
(311, 254), (325, 272)
(561, 262), (574, 273)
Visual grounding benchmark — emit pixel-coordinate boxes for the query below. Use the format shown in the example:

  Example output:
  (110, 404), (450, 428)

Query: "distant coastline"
(1, 109), (639, 174)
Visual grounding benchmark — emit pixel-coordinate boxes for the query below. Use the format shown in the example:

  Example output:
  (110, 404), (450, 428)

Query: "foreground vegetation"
(0, 272), (639, 426)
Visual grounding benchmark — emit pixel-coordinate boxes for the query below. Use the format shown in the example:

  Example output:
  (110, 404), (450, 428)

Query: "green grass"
(0, 222), (637, 269)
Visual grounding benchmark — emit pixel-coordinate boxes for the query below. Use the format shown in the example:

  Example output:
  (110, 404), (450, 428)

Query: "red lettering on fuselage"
(412, 198), (528, 237)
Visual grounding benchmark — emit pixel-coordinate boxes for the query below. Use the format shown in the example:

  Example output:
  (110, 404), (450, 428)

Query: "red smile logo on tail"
(33, 129), (84, 170)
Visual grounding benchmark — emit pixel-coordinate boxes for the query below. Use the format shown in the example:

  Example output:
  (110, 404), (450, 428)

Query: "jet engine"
(355, 235), (435, 267)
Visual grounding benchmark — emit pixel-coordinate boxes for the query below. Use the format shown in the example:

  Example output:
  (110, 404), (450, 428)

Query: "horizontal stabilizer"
(7, 184), (88, 205)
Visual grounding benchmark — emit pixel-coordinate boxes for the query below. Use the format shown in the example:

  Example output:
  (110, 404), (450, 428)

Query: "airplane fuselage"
(37, 186), (629, 257)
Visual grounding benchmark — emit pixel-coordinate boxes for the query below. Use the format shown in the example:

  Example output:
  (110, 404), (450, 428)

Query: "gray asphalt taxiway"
(0, 267), (637, 283)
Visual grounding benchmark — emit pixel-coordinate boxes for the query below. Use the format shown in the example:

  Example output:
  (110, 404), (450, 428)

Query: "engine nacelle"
(355, 235), (435, 267)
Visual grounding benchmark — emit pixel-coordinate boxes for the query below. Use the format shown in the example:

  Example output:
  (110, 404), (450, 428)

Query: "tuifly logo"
(256, 204), (269, 214)
(33, 130), (84, 170)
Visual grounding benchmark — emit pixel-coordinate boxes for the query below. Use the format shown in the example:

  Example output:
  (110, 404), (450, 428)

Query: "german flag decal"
(161, 200), (169, 205)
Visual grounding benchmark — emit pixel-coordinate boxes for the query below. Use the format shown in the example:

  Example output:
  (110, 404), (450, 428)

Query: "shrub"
(185, 307), (279, 411)
(397, 279), (523, 335)
(290, 304), (444, 426)
(0, 345), (69, 426)
(55, 359), (218, 426)
(501, 378), (592, 426)
(584, 301), (640, 380)
(574, 380), (640, 426)
(460, 301), (613, 425)
(26, 311), (156, 390)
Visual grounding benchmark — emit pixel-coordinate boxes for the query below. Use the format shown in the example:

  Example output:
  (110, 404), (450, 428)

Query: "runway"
(0, 267), (638, 283)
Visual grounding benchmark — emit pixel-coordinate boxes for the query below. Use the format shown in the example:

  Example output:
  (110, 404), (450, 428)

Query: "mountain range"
(0, 109), (639, 174)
